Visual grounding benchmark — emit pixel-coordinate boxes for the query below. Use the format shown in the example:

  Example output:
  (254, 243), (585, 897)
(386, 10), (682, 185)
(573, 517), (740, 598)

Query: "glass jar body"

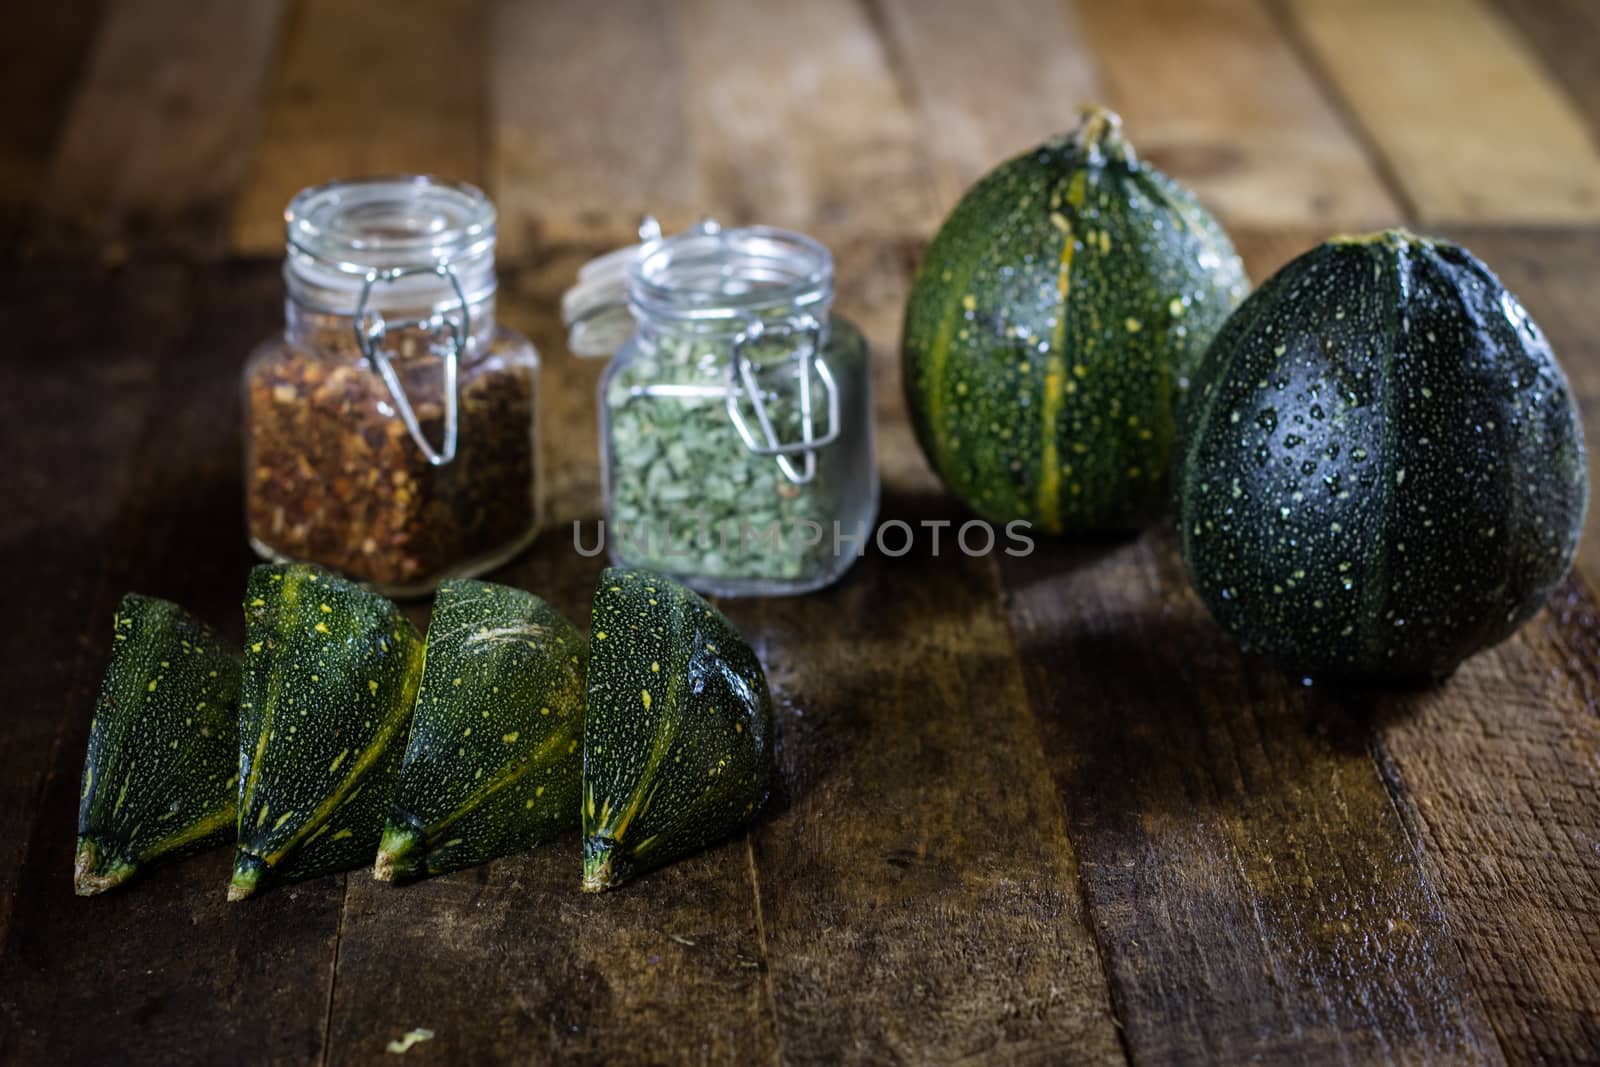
(243, 296), (541, 597)
(599, 313), (877, 597)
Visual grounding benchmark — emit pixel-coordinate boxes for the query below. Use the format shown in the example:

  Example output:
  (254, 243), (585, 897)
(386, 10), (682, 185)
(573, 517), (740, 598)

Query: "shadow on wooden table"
(998, 527), (1427, 819)
(997, 526), (1497, 1059)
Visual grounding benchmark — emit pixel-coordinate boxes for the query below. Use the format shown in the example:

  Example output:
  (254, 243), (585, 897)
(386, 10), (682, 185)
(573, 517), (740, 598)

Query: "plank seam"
(854, 0), (950, 234)
(8, 0), (112, 256)
(318, 872), (349, 1067)
(990, 554), (1135, 1067)
(737, 597), (787, 1065)
(212, 1), (294, 264)
(1367, 722), (1512, 1065)
(1562, 570), (1600, 715)
(744, 834), (784, 1067)
(471, 0), (492, 202)
(1261, 0), (1421, 226)
(855, 0), (922, 127)
(1489, 0), (1600, 150)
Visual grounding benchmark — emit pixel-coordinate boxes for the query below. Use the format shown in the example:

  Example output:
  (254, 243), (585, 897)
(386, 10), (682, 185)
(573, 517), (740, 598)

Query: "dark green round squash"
(902, 106), (1248, 534)
(1177, 230), (1587, 681)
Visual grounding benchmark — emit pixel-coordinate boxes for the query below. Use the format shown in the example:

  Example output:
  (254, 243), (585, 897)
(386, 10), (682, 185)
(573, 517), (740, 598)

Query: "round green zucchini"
(1177, 230), (1587, 681)
(902, 105), (1248, 533)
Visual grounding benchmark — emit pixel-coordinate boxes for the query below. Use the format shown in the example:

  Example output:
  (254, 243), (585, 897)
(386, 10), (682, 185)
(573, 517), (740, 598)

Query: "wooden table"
(4, 1), (1600, 1063)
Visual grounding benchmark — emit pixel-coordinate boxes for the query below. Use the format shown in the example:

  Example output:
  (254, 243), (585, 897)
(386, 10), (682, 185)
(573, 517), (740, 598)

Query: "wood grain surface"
(41, 0), (286, 258)
(3, 1), (1599, 1064)
(1285, 0), (1600, 223)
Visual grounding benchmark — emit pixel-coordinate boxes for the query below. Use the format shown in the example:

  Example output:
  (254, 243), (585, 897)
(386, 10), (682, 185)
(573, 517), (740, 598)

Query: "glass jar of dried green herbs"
(565, 219), (877, 597)
(243, 177), (541, 597)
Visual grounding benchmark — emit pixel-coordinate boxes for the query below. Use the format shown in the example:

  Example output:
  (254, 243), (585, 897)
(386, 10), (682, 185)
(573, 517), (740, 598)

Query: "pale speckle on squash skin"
(1177, 230), (1588, 682)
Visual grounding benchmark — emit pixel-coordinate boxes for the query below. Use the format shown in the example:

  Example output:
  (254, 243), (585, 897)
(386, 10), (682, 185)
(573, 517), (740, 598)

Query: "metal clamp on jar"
(243, 176), (542, 596)
(564, 218), (878, 597)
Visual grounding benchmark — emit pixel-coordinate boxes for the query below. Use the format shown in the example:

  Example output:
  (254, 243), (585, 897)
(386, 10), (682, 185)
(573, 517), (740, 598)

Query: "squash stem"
(1328, 227), (1431, 250)
(372, 822), (423, 884)
(73, 838), (137, 896)
(1066, 105), (1133, 166)
(581, 837), (622, 893)
(228, 851), (265, 902)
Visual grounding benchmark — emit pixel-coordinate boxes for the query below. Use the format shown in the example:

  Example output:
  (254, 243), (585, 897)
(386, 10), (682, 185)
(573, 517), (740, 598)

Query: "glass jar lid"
(286, 176), (498, 315)
(630, 219), (832, 321)
(562, 218), (834, 356)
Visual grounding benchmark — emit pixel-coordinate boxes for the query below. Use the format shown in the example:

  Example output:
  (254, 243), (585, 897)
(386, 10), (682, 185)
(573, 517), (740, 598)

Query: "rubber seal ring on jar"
(353, 262), (468, 466)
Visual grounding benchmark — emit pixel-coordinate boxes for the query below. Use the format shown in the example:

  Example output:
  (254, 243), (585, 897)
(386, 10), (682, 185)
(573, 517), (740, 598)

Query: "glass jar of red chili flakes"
(243, 177), (541, 596)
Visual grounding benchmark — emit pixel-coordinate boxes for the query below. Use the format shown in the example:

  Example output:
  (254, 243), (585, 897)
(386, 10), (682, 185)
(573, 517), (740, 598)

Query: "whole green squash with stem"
(903, 105), (1248, 534)
(1177, 230), (1587, 681)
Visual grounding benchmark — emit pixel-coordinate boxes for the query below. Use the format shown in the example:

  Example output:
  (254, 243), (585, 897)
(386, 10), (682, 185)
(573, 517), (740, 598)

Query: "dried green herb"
(604, 318), (866, 582)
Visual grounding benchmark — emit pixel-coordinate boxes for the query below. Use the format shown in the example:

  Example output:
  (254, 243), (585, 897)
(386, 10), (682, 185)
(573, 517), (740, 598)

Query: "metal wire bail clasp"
(725, 312), (839, 485)
(354, 262), (469, 466)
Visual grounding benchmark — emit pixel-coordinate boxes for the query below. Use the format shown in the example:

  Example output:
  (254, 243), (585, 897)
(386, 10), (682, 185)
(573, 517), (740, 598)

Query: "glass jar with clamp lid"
(564, 218), (877, 597)
(243, 176), (542, 596)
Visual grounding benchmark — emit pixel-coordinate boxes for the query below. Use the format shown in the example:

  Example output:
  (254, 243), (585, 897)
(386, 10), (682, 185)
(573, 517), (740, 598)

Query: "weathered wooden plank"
(725, 532), (1126, 1064)
(1373, 581), (1600, 1064)
(230, 0), (486, 256)
(1284, 0), (1600, 223)
(1494, 0), (1600, 139)
(0, 263), (173, 948)
(319, 248), (780, 1063)
(1069, 0), (1400, 228)
(674, 0), (936, 240)
(38, 0), (285, 258)
(872, 0), (1102, 215)
(488, 0), (704, 256)
(0, 262), (345, 1065)
(0, 0), (105, 248)
(1001, 528), (1502, 1063)
(878, 0), (1397, 229)
(325, 828), (776, 1063)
